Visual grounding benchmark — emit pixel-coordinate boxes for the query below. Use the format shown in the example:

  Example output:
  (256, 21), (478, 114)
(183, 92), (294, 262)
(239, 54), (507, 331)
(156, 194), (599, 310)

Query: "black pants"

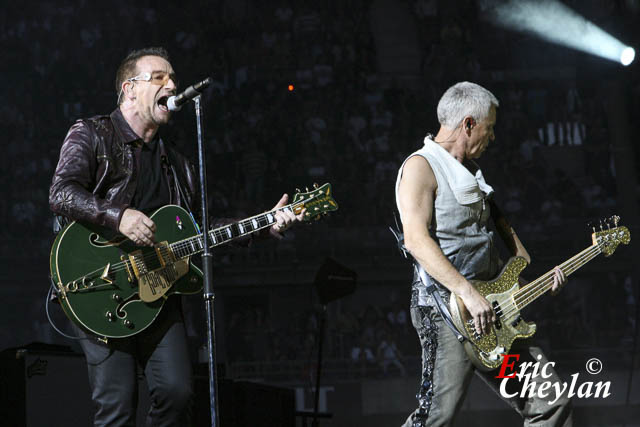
(74, 298), (193, 427)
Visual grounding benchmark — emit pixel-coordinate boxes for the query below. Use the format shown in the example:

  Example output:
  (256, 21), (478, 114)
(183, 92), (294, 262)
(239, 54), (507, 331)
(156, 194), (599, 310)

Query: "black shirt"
(131, 136), (171, 212)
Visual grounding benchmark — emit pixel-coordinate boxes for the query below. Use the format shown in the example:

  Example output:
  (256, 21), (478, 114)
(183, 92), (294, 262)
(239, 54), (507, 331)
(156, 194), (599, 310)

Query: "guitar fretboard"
(169, 207), (291, 258)
(513, 244), (602, 309)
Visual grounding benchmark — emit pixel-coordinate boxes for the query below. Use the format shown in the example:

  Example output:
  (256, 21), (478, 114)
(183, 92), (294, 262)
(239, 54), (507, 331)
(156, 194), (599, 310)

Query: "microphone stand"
(312, 304), (328, 427)
(194, 95), (219, 427)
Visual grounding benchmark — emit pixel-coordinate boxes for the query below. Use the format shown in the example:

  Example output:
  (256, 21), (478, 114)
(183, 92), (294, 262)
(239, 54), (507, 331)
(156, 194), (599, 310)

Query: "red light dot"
(288, 84), (294, 91)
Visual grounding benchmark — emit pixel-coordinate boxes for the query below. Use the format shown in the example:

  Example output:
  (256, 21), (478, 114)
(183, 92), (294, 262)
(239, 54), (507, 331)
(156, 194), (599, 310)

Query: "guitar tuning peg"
(611, 215), (620, 227)
(305, 187), (309, 192)
(295, 188), (301, 194)
(313, 183), (319, 189)
(587, 221), (596, 233)
(599, 219), (604, 231)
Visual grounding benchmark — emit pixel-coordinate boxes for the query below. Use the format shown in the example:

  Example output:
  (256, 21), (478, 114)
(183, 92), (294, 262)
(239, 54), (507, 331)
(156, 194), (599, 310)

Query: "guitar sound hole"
(116, 294), (141, 319)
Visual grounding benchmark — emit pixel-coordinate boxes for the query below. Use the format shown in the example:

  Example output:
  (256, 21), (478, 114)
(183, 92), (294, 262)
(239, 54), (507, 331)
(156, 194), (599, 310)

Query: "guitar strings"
(507, 245), (600, 312)
(475, 245), (598, 335)
(63, 201), (308, 287)
(112, 201), (305, 273)
(513, 245), (600, 306)
(495, 244), (601, 324)
(67, 212), (280, 283)
(497, 245), (600, 323)
(161, 199), (310, 265)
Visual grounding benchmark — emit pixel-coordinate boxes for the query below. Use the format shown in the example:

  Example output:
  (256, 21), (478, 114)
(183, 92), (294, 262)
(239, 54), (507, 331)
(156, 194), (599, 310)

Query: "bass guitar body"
(448, 220), (630, 371)
(449, 256), (536, 371)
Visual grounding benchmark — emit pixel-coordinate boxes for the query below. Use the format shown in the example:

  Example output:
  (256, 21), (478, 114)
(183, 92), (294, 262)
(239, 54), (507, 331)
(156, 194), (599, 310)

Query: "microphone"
(167, 77), (212, 111)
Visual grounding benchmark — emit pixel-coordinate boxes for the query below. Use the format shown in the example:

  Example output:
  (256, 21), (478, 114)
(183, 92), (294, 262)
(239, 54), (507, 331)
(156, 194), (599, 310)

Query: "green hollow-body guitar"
(50, 184), (338, 340)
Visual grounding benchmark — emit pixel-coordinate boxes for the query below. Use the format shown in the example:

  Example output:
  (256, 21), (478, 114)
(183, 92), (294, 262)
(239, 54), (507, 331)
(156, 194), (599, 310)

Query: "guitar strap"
(414, 263), (466, 343)
(158, 139), (195, 217)
(389, 213), (467, 343)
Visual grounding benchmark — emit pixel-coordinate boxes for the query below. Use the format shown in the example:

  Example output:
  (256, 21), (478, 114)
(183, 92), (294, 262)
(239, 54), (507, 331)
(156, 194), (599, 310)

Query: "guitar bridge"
(511, 315), (522, 327)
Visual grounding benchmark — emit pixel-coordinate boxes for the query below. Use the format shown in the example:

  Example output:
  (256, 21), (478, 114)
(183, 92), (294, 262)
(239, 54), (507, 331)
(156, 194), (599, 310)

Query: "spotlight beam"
(483, 0), (634, 66)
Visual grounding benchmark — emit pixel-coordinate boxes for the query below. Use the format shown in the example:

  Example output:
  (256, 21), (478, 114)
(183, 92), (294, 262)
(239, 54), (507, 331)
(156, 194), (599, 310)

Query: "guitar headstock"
(291, 183), (339, 221)
(591, 215), (631, 257)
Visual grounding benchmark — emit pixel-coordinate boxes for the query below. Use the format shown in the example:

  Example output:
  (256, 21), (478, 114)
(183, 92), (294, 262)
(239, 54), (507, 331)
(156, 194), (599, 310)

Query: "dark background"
(1, 0), (638, 425)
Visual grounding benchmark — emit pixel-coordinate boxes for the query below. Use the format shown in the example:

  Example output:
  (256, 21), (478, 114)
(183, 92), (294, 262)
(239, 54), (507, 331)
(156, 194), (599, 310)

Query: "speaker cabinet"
(0, 345), (93, 426)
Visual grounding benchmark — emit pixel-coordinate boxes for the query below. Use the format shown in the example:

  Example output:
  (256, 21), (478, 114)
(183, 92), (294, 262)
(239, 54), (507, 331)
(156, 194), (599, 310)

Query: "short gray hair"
(436, 82), (499, 128)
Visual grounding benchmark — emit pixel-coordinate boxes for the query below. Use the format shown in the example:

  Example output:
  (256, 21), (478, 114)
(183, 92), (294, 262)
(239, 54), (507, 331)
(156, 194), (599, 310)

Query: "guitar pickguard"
(138, 260), (190, 302)
(450, 256), (536, 371)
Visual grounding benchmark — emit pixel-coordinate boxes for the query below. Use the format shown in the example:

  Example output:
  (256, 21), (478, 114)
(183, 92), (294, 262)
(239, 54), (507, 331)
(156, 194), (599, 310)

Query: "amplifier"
(0, 344), (93, 426)
(0, 345), (296, 427)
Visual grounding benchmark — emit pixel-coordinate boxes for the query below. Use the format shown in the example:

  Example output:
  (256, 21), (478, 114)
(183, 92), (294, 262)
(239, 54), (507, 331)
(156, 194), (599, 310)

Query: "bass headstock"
(291, 183), (339, 221)
(591, 215), (631, 257)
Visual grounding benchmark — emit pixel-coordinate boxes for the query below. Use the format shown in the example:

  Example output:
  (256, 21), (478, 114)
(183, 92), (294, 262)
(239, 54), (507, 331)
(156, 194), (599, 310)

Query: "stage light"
(621, 47), (635, 66)
(288, 84), (294, 91)
(482, 0), (634, 66)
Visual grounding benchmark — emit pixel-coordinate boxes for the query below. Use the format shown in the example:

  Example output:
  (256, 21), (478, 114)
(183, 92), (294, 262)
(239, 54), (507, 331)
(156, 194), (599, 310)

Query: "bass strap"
(389, 212), (467, 343)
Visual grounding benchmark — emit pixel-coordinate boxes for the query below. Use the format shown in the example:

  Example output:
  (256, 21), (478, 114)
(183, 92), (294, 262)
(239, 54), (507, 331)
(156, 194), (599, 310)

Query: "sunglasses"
(117, 71), (179, 104)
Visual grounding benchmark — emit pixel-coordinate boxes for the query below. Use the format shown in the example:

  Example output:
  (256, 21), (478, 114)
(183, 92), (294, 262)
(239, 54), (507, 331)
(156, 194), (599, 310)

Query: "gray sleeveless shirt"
(395, 138), (500, 306)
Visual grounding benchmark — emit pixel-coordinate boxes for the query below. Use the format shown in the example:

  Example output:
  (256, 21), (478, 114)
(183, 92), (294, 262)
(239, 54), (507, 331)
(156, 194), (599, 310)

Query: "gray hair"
(437, 82), (499, 128)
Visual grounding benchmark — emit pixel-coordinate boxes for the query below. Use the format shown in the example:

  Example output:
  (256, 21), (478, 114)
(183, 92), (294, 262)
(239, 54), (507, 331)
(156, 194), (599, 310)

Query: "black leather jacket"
(49, 108), (199, 232)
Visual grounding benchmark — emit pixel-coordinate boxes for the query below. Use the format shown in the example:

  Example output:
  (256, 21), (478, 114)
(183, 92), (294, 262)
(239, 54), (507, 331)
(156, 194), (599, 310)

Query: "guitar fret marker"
(252, 219), (258, 229)
(238, 223), (245, 233)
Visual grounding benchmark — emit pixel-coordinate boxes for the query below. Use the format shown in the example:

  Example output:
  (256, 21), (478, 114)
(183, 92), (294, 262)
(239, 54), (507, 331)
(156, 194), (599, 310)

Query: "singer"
(49, 47), (303, 426)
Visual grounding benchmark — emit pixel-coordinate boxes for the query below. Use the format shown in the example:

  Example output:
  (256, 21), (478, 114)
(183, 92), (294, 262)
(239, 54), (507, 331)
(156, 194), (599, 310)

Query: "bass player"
(395, 82), (572, 427)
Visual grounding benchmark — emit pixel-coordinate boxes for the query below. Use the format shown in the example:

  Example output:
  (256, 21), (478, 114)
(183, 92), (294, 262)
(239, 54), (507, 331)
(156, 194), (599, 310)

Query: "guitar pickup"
(511, 315), (522, 327)
(154, 241), (175, 266)
(492, 301), (503, 317)
(491, 301), (502, 330)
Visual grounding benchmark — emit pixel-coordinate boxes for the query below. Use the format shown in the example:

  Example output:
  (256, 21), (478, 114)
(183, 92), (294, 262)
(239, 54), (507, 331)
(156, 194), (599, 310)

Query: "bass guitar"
(50, 183), (338, 340)
(449, 216), (630, 371)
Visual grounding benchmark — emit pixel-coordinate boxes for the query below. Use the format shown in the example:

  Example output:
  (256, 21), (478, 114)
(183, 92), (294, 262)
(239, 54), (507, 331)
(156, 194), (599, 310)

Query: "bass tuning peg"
(611, 215), (620, 227)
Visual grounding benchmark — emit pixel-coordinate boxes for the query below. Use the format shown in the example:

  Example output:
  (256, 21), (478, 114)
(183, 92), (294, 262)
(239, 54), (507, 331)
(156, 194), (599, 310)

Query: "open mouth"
(157, 96), (169, 112)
